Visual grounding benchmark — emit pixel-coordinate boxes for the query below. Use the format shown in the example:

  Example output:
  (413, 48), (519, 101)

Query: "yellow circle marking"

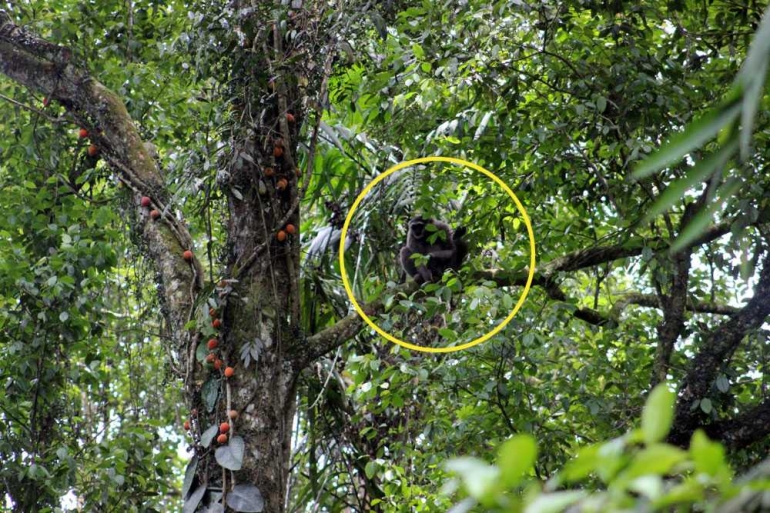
(339, 156), (536, 353)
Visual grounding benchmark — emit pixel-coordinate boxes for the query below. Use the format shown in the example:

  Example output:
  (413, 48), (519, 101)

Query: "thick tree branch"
(0, 11), (202, 345)
(669, 243), (770, 447)
(609, 293), (740, 317)
(301, 221), (747, 362)
(652, 206), (696, 387)
(703, 398), (770, 450)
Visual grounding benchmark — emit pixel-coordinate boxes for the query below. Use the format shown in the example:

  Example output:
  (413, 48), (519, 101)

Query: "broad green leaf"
(641, 384), (675, 444)
(621, 443), (688, 480)
(215, 435), (245, 470)
(444, 457), (500, 500)
(226, 484), (264, 512)
(690, 430), (728, 478)
(524, 491), (586, 513)
(633, 100), (741, 179)
(497, 435), (537, 488)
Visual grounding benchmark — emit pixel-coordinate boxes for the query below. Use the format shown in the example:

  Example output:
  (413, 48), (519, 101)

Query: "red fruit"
(228, 409), (238, 420)
(264, 167), (275, 177)
(183, 250), (193, 262)
(206, 353), (216, 363)
(273, 145), (284, 158)
(212, 318), (221, 329)
(87, 144), (99, 157)
(285, 224), (296, 235)
(78, 128), (89, 139)
(140, 196), (152, 207)
(219, 422), (230, 434)
(276, 178), (288, 191)
(150, 209), (161, 220)
(209, 308), (218, 318)
(213, 359), (223, 370)
(43, 97), (50, 107)
(217, 434), (228, 444)
(276, 230), (287, 242)
(207, 338), (218, 350)
(286, 113), (295, 123)
(224, 367), (234, 378)
(184, 420), (191, 431)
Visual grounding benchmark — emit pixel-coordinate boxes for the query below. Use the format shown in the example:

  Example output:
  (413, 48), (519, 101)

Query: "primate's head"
(408, 216), (430, 240)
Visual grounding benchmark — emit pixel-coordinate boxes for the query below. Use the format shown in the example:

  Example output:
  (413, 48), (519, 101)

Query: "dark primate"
(400, 216), (468, 283)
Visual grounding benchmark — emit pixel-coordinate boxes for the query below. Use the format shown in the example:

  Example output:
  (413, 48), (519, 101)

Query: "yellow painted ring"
(339, 156), (536, 353)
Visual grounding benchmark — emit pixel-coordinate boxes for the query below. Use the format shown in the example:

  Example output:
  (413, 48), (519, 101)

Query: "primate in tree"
(400, 216), (468, 283)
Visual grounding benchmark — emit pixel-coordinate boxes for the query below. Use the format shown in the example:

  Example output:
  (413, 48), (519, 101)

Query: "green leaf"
(444, 457), (500, 500)
(670, 176), (744, 253)
(200, 424), (219, 449)
(524, 491), (586, 513)
(739, 58), (768, 160)
(699, 397), (713, 414)
(59, 311), (69, 322)
(365, 460), (377, 479)
(621, 443), (688, 480)
(641, 384), (675, 444)
(202, 377), (220, 413)
(182, 456), (198, 499)
(226, 484), (264, 512)
(215, 435), (245, 470)
(642, 139), (736, 223)
(633, 99), (741, 179)
(496, 435), (537, 488)
(690, 430), (727, 477)
(716, 375), (729, 393)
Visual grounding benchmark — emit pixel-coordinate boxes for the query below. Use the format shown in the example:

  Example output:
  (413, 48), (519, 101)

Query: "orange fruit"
(276, 178), (288, 191)
(264, 167), (275, 177)
(78, 128), (88, 139)
(184, 420), (190, 431)
(228, 409), (238, 420)
(273, 146), (284, 158)
(217, 434), (228, 444)
(276, 230), (287, 242)
(183, 250), (193, 262)
(209, 307), (218, 318)
(219, 422), (230, 434)
(224, 367), (234, 378)
(286, 113), (295, 123)
(87, 144), (98, 157)
(213, 359), (223, 370)
(212, 318), (221, 329)
(285, 224), (296, 235)
(207, 338), (218, 350)
(150, 209), (160, 220)
(205, 353), (216, 363)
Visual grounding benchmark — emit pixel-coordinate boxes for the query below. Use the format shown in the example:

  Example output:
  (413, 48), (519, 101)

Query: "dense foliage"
(0, 0), (768, 512)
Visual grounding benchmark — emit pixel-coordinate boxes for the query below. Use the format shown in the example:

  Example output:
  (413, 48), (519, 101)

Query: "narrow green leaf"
(641, 384), (675, 444)
(670, 177), (744, 253)
(633, 100), (741, 179)
(642, 139), (737, 223)
(738, 4), (770, 88)
(739, 58), (768, 160)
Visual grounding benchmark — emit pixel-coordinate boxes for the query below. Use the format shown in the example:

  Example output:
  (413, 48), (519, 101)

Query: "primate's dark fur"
(399, 217), (468, 283)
